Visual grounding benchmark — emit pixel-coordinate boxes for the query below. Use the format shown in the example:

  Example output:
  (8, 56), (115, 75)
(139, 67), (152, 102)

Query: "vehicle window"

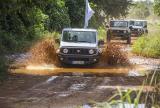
(134, 21), (144, 26)
(110, 21), (128, 27)
(62, 31), (96, 43)
(129, 21), (134, 26)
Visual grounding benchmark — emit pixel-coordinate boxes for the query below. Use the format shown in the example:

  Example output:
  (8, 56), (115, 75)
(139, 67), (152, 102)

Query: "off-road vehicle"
(58, 28), (103, 65)
(107, 20), (131, 44)
(129, 20), (148, 36)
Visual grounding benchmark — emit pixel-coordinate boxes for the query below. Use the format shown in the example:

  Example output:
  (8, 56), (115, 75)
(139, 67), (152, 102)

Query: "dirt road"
(0, 40), (159, 108)
(0, 74), (147, 108)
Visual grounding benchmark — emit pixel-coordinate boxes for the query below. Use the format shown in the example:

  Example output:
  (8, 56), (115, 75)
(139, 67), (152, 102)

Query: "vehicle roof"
(62, 28), (97, 32)
(110, 20), (129, 22)
(130, 19), (147, 22)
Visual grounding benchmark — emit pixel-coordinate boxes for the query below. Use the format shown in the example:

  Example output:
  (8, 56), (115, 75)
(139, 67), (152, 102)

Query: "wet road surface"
(0, 74), (148, 108)
(1, 40), (160, 108)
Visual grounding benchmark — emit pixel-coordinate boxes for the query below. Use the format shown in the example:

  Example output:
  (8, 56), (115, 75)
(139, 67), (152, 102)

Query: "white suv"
(129, 20), (148, 36)
(58, 28), (101, 65)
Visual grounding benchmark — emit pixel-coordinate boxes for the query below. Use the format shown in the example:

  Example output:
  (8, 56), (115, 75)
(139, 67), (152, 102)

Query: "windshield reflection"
(62, 31), (96, 43)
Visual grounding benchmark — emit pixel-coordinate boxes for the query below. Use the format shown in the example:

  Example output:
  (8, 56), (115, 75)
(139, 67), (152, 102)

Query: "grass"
(132, 32), (160, 58)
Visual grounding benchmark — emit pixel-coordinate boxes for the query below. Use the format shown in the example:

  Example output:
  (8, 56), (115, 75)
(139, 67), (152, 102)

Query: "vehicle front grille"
(112, 30), (125, 34)
(132, 28), (138, 32)
(61, 48), (97, 55)
(68, 57), (89, 61)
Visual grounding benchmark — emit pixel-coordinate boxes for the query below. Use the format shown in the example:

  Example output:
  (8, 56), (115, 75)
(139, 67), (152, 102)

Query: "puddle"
(13, 64), (149, 77)
(58, 92), (71, 97)
(26, 64), (55, 70)
(128, 69), (146, 76)
(83, 104), (92, 108)
(96, 85), (153, 92)
(29, 76), (58, 90)
(83, 103), (145, 108)
(113, 103), (145, 108)
(70, 84), (86, 91)
(46, 76), (58, 83)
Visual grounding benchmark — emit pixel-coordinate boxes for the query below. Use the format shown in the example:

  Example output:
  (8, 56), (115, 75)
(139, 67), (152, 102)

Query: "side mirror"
(98, 40), (105, 46)
(129, 26), (133, 30)
(106, 25), (109, 28)
(144, 25), (147, 28)
(55, 38), (60, 44)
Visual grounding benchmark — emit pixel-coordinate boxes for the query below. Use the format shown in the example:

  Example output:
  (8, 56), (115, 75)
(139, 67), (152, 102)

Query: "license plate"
(72, 61), (84, 64)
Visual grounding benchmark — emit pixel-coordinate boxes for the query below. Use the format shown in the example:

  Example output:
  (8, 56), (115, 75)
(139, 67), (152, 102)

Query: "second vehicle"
(106, 20), (131, 44)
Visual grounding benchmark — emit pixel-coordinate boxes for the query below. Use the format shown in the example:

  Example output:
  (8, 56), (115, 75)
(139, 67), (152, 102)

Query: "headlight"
(63, 48), (68, 54)
(56, 49), (60, 54)
(89, 49), (94, 54)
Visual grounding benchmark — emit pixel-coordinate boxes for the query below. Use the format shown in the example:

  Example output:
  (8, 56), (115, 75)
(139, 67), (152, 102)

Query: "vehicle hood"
(132, 26), (143, 29)
(110, 27), (128, 30)
(60, 41), (97, 48)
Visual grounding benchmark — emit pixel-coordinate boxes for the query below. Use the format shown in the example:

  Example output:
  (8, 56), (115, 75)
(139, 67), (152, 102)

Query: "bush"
(98, 26), (106, 40)
(0, 56), (8, 82)
(0, 30), (18, 52)
(132, 34), (160, 58)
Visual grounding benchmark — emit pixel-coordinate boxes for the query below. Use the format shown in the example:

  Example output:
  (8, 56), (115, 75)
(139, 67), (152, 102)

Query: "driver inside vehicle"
(73, 35), (78, 41)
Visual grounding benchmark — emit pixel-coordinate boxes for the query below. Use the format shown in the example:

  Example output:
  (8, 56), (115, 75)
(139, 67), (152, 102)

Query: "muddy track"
(1, 40), (160, 108)
(0, 74), (147, 108)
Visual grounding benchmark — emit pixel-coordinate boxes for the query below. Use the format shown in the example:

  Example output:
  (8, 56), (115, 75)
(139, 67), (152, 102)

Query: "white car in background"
(129, 20), (148, 36)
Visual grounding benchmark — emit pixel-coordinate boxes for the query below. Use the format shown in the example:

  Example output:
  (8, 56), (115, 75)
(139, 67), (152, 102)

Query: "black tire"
(107, 31), (111, 44)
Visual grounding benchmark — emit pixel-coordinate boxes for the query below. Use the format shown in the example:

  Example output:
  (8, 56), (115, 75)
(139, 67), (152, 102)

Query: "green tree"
(65, 0), (85, 27)
(65, 0), (131, 28)
(128, 1), (150, 19)
(154, 0), (160, 16)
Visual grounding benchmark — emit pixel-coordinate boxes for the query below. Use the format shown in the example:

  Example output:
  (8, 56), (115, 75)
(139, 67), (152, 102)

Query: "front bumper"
(58, 54), (100, 65)
(131, 31), (143, 36)
(110, 31), (130, 39)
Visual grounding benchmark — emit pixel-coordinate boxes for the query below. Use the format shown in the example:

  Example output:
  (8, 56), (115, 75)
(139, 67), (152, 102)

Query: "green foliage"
(128, 1), (150, 19)
(65, 0), (131, 28)
(93, 0), (131, 18)
(44, 0), (71, 31)
(98, 26), (106, 40)
(65, 0), (85, 28)
(0, 0), (69, 52)
(154, 0), (160, 16)
(0, 0), (131, 52)
(0, 56), (8, 82)
(132, 34), (160, 58)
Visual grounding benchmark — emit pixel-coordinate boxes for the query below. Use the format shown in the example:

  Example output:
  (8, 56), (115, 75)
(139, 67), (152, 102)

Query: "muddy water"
(0, 74), (149, 108)
(3, 42), (160, 108)
(2, 67), (159, 108)
(12, 65), (148, 77)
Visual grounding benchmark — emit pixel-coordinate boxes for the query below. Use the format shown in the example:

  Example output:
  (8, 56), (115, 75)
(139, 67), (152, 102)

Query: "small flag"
(84, 0), (95, 28)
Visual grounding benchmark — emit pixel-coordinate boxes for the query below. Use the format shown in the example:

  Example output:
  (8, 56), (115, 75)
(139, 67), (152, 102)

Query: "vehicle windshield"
(130, 21), (144, 27)
(62, 31), (96, 43)
(110, 21), (128, 27)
